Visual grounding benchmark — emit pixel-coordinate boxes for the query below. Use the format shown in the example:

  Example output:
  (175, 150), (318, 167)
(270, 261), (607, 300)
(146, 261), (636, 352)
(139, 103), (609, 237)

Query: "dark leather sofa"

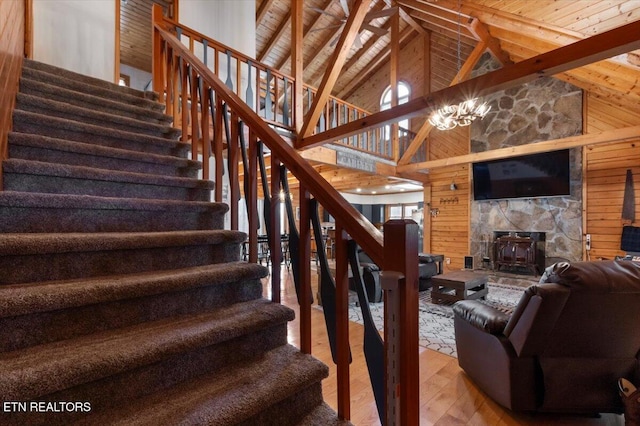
(351, 249), (440, 303)
(452, 260), (640, 414)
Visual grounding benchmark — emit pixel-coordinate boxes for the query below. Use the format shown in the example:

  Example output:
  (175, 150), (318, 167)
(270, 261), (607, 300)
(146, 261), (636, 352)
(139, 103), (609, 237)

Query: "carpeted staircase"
(0, 59), (348, 425)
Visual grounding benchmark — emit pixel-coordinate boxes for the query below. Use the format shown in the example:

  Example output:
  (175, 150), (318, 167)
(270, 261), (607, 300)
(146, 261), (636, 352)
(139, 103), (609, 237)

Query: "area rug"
(346, 283), (524, 358)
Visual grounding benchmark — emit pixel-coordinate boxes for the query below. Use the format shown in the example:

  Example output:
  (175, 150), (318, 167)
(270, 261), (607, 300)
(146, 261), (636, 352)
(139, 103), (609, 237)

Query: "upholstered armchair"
(453, 260), (640, 414)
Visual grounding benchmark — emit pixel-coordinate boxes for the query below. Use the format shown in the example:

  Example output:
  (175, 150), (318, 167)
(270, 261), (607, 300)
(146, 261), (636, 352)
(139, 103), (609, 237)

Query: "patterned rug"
(346, 283), (524, 358)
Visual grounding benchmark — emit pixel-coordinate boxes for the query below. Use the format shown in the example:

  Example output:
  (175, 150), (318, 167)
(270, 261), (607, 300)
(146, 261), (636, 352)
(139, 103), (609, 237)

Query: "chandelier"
(428, 0), (491, 131)
(428, 98), (491, 130)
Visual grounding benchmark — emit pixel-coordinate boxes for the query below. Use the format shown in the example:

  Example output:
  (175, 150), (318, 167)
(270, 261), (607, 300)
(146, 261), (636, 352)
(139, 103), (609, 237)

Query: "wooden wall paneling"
(0, 0), (25, 173)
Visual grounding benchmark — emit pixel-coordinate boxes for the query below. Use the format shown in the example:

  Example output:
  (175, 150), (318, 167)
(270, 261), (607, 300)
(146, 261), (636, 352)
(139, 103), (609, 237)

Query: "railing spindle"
(190, 69), (199, 161)
(248, 129), (258, 263)
(270, 155), (282, 303)
(213, 95), (224, 203)
(334, 222), (351, 420)
(229, 110), (239, 230)
(298, 184), (312, 355)
(201, 82), (211, 180)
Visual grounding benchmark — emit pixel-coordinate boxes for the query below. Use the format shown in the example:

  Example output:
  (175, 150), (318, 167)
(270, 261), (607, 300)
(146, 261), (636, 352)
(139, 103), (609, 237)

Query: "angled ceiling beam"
(398, 39), (487, 165)
(258, 10), (291, 62)
(408, 10), (476, 43)
(299, 0), (374, 139)
(396, 3), (428, 36)
(256, 0), (277, 26)
(338, 25), (415, 99)
(397, 125), (640, 173)
(274, 0), (334, 71)
(299, 19), (640, 149)
(467, 17), (512, 66)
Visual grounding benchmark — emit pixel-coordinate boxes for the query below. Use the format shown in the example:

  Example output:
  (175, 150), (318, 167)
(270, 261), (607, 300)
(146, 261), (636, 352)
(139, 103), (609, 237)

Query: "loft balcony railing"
(152, 5), (419, 425)
(165, 16), (398, 161)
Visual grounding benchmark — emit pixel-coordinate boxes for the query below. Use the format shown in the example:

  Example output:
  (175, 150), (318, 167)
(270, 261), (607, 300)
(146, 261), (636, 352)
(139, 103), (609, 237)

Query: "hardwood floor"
(264, 265), (625, 426)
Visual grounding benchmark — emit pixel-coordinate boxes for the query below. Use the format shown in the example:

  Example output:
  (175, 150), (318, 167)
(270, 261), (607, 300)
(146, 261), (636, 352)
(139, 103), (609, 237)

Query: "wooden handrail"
(154, 25), (385, 264)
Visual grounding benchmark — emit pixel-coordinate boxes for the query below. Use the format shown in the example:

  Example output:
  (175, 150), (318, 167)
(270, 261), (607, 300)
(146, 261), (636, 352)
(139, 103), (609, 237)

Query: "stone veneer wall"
(469, 54), (584, 270)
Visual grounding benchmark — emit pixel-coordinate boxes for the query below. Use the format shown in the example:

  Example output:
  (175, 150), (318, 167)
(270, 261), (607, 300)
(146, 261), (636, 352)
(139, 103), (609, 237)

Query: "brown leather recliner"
(453, 260), (640, 414)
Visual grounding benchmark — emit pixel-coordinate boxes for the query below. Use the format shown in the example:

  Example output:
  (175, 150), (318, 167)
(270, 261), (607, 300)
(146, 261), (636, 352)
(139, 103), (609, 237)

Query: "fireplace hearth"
(493, 232), (545, 276)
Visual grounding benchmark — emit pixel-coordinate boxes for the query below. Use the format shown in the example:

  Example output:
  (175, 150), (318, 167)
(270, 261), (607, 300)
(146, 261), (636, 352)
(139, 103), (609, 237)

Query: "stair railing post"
(151, 4), (164, 102)
(334, 222), (351, 421)
(270, 155), (282, 303)
(213, 95), (224, 202)
(247, 129), (258, 264)
(229, 110), (239, 230)
(382, 219), (420, 426)
(298, 184), (312, 354)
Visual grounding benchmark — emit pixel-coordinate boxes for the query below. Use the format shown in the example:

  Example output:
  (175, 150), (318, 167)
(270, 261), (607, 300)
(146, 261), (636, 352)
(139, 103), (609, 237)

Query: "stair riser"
(238, 382), (325, 426)
(1, 325), (288, 426)
(21, 67), (162, 110)
(0, 205), (223, 233)
(9, 144), (199, 178)
(20, 79), (171, 125)
(0, 244), (241, 284)
(0, 279), (263, 352)
(15, 99), (178, 139)
(12, 119), (189, 158)
(3, 172), (211, 201)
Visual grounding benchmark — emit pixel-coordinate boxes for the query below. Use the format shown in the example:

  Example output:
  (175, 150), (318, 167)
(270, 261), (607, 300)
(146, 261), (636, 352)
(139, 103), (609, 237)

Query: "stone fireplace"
(469, 54), (583, 273)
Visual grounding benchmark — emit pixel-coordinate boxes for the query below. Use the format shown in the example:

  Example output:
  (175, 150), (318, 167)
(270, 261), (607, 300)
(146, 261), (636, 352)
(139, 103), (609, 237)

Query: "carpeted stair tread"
(3, 158), (213, 190)
(20, 77), (172, 124)
(0, 191), (224, 213)
(8, 132), (200, 176)
(23, 59), (159, 104)
(0, 299), (295, 401)
(297, 402), (354, 425)
(16, 93), (180, 139)
(0, 230), (246, 256)
(12, 110), (190, 157)
(78, 344), (328, 426)
(0, 262), (267, 318)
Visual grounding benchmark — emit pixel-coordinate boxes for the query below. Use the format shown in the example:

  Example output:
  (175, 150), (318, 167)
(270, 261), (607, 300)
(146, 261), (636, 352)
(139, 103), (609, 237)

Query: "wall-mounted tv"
(472, 149), (571, 201)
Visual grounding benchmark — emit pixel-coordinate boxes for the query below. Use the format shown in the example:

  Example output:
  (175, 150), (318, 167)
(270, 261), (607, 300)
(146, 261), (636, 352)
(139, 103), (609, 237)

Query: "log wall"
(0, 0), (25, 162)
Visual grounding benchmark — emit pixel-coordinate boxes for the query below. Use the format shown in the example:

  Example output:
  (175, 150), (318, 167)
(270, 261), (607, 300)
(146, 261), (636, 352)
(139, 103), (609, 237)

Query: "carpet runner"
(0, 59), (347, 425)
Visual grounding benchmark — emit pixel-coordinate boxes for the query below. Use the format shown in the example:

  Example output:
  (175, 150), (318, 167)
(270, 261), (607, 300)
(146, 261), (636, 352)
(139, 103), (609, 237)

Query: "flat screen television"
(472, 149), (571, 200)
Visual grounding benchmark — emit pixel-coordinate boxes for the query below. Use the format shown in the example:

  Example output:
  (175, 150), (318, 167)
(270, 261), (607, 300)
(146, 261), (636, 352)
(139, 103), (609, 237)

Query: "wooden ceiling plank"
(398, 0), (465, 25)
(258, 10), (291, 62)
(300, 19), (640, 149)
(338, 25), (414, 99)
(410, 18), (476, 45)
(396, 3), (428, 36)
(300, 0), (374, 138)
(407, 9), (476, 41)
(398, 125), (640, 173)
(257, 0), (277, 26)
(398, 39), (487, 165)
(467, 17), (512, 65)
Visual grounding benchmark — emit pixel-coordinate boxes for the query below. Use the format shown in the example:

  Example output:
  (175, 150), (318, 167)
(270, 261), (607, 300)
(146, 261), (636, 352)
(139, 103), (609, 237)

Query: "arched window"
(380, 81), (410, 140)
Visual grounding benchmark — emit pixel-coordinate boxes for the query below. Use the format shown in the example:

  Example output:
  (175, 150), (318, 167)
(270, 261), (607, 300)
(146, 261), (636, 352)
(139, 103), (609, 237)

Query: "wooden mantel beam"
(298, 19), (640, 150)
(397, 125), (640, 173)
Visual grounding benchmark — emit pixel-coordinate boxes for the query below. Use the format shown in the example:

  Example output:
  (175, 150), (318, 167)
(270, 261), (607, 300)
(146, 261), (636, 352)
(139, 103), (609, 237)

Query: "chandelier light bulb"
(428, 98), (491, 131)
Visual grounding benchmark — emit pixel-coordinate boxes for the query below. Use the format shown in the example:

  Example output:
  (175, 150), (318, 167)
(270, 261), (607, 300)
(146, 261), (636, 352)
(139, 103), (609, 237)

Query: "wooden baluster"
(334, 222), (351, 421)
(282, 77), (289, 127)
(265, 69), (273, 121)
(180, 62), (189, 145)
(274, 77), (280, 125)
(298, 184), (312, 355)
(165, 47), (173, 115)
(246, 61), (254, 110)
(214, 95), (224, 202)
(248, 129), (258, 264)
(229, 110), (239, 230)
(202, 39), (208, 68)
(236, 57), (242, 97)
(171, 51), (179, 119)
(270, 155), (282, 303)
(190, 69), (199, 161)
(201, 81), (211, 181)
(225, 50), (233, 90)
(383, 220), (419, 426)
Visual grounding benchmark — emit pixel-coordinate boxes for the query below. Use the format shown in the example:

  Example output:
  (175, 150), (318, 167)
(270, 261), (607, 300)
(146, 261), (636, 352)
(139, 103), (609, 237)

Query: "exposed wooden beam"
(397, 125), (640, 173)
(390, 8), (400, 161)
(291, 0), (303, 132)
(256, 0), (277, 26)
(258, 10), (291, 62)
(467, 17), (512, 66)
(398, 39), (487, 165)
(299, 0), (374, 138)
(338, 25), (415, 99)
(299, 19), (640, 149)
(408, 11), (476, 44)
(396, 3), (429, 37)
(274, 0), (334, 71)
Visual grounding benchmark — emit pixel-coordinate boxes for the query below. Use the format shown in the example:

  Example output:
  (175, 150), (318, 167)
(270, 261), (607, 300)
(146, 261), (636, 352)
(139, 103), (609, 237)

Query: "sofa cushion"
(453, 300), (510, 335)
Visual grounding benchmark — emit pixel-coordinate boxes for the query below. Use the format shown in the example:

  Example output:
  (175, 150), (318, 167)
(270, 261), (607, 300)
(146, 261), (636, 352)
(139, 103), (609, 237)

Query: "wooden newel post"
(383, 219), (420, 426)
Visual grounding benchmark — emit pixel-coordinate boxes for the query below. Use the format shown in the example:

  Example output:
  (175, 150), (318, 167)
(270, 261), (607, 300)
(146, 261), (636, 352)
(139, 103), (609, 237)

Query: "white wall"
(342, 191), (424, 205)
(33, 0), (115, 82)
(179, 0), (255, 57)
(119, 64), (152, 91)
